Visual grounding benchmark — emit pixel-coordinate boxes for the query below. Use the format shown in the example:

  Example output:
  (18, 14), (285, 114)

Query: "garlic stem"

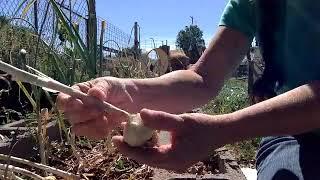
(0, 154), (79, 179)
(0, 60), (130, 119)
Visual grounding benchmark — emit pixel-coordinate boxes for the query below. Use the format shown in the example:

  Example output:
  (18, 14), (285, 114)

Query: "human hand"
(56, 77), (139, 139)
(112, 109), (235, 171)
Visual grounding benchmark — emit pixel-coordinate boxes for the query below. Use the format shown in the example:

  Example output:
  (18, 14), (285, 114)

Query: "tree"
(176, 25), (206, 64)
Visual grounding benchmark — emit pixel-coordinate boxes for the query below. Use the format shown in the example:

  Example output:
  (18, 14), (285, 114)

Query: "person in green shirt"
(57, 0), (320, 179)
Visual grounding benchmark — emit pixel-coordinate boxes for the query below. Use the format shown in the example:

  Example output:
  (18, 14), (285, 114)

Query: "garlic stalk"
(0, 60), (155, 147)
(0, 154), (79, 179)
(0, 60), (129, 118)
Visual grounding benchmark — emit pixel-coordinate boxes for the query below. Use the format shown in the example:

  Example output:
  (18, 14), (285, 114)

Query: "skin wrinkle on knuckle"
(85, 81), (94, 88)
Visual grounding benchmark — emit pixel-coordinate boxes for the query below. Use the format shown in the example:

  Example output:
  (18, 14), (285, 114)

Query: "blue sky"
(96, 0), (228, 50)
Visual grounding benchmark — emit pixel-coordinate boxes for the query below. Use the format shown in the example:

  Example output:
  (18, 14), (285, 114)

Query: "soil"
(0, 121), (246, 179)
(0, 87), (246, 180)
(46, 141), (245, 180)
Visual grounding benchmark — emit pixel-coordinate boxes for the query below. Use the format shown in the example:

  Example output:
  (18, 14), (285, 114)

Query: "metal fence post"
(134, 22), (140, 59)
(33, 0), (38, 32)
(99, 21), (106, 77)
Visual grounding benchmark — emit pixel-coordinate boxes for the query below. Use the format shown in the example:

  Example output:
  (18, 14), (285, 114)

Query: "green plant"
(0, 0), (159, 178)
(13, 0), (98, 84)
(49, 0), (97, 79)
(202, 78), (249, 115)
(176, 25), (206, 63)
(0, 1), (91, 173)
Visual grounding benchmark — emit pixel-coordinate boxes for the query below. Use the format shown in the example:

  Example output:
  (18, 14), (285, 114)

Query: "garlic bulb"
(123, 114), (154, 147)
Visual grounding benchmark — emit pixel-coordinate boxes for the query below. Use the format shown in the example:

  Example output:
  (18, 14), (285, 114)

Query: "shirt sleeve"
(219, 0), (256, 41)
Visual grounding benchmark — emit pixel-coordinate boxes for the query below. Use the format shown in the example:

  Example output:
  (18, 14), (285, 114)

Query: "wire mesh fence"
(0, 0), (133, 58)
(97, 17), (134, 57)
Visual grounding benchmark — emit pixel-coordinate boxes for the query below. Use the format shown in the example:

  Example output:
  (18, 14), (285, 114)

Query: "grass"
(202, 78), (249, 115)
(202, 78), (260, 168)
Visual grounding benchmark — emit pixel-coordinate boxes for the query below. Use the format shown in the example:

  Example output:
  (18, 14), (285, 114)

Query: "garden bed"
(0, 119), (246, 179)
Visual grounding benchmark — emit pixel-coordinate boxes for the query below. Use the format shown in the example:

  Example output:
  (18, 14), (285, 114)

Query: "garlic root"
(123, 114), (155, 147)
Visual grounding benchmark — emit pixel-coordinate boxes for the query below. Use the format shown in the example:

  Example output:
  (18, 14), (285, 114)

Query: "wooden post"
(134, 22), (139, 59)
(38, 108), (49, 176)
(87, 0), (97, 78)
(247, 47), (254, 104)
(99, 21), (106, 77)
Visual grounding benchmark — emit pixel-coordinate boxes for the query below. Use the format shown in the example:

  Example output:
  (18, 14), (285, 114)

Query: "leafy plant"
(176, 25), (206, 63)
(0, 0), (158, 179)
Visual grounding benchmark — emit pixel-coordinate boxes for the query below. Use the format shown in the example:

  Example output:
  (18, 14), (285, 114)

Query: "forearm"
(127, 27), (250, 113)
(228, 82), (320, 141)
(129, 70), (218, 113)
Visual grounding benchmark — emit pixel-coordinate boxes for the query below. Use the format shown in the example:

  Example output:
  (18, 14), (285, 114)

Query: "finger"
(140, 109), (183, 131)
(73, 82), (91, 93)
(104, 106), (130, 126)
(56, 93), (69, 111)
(121, 122), (127, 129)
(65, 108), (104, 125)
(91, 80), (113, 100)
(56, 93), (83, 112)
(56, 82), (89, 111)
(87, 87), (106, 101)
(62, 84), (107, 117)
(72, 116), (112, 139)
(76, 94), (106, 113)
(64, 97), (84, 111)
(112, 136), (172, 167)
(63, 94), (108, 125)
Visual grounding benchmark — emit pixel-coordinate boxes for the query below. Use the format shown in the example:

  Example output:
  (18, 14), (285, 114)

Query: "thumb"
(87, 86), (128, 125)
(140, 109), (183, 131)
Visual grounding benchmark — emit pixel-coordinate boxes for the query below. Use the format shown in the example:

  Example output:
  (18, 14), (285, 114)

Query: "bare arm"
(225, 82), (320, 142)
(56, 26), (250, 139)
(127, 26), (250, 113)
(112, 82), (320, 170)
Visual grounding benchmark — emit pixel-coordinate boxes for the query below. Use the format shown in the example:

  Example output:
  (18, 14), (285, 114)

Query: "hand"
(56, 77), (138, 139)
(112, 109), (234, 171)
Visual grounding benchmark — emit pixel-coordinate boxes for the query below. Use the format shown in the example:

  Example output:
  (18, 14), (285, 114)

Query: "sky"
(96, 0), (228, 50)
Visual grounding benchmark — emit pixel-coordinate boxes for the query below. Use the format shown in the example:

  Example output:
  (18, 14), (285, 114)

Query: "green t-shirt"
(220, 0), (320, 93)
(219, 0), (320, 134)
